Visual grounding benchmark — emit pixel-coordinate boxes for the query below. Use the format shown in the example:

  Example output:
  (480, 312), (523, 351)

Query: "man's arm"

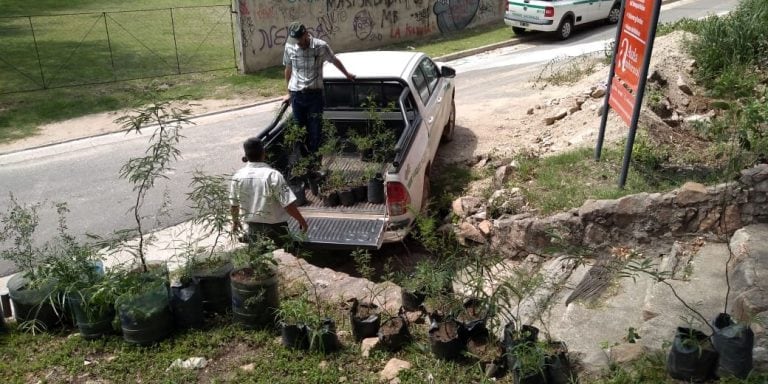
(230, 205), (242, 233)
(284, 203), (308, 233)
(283, 66), (293, 102)
(331, 57), (355, 81)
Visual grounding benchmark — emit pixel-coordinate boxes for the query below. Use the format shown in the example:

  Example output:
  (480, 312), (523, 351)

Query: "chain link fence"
(0, 5), (235, 94)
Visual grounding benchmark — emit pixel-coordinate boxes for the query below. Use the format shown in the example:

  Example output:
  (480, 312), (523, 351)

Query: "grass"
(0, 314), (507, 383)
(0, 4), (511, 144)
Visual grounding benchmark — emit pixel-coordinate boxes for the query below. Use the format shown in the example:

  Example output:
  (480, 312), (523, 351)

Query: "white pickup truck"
(258, 51), (456, 249)
(504, 0), (622, 39)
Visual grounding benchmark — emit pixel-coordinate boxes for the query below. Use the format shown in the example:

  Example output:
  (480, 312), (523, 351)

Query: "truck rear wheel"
(440, 100), (455, 144)
(556, 17), (573, 40)
(607, 4), (621, 24)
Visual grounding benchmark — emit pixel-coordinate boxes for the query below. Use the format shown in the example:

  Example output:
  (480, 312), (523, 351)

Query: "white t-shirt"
(229, 162), (296, 224)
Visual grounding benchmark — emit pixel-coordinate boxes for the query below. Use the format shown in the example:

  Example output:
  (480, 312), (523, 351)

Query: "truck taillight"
(544, 6), (554, 17)
(386, 182), (411, 216)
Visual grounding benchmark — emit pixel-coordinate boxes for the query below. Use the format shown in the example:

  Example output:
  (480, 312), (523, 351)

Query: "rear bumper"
(504, 15), (556, 31)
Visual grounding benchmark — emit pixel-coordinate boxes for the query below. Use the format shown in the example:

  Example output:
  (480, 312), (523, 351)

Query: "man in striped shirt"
(283, 22), (355, 153)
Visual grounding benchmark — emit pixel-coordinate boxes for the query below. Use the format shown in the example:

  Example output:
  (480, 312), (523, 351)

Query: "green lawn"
(0, 0), (513, 145)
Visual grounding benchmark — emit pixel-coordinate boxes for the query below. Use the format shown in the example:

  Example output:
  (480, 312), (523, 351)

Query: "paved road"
(0, 0), (741, 276)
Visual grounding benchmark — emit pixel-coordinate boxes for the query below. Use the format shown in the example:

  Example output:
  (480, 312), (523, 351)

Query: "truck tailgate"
(288, 216), (386, 249)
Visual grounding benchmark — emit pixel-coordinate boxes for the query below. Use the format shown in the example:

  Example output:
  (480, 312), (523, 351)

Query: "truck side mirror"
(440, 66), (456, 78)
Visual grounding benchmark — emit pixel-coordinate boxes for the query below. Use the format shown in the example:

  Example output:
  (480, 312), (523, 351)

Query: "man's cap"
(288, 22), (307, 39)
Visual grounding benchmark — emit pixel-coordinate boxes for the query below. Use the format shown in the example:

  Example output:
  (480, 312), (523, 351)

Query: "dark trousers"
(246, 222), (290, 247)
(290, 90), (324, 152)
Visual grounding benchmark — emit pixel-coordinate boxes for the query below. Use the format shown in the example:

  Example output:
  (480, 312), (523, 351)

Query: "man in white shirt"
(230, 138), (308, 245)
(283, 22), (355, 153)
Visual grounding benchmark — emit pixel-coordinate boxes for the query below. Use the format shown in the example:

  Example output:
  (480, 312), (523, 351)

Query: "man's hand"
(298, 218), (308, 233)
(283, 93), (291, 103)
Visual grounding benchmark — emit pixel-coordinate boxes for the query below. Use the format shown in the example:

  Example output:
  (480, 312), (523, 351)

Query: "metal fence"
(0, 5), (235, 94)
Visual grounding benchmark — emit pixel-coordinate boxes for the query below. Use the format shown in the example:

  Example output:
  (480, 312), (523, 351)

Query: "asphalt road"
(0, 0), (742, 277)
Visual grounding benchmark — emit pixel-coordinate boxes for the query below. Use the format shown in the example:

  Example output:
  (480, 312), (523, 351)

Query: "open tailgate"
(288, 216), (386, 249)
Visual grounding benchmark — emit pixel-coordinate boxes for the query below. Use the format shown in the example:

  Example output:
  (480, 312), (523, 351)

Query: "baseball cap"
(288, 22), (307, 39)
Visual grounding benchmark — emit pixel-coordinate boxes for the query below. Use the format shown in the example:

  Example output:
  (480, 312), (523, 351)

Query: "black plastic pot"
(117, 284), (173, 346)
(339, 188), (355, 207)
(712, 313), (754, 379)
(230, 267), (280, 329)
(309, 318), (340, 353)
(401, 289), (426, 311)
(7, 275), (61, 332)
(461, 298), (490, 344)
(323, 191), (341, 207)
(191, 261), (233, 316)
(281, 323), (310, 350)
(378, 315), (412, 352)
(367, 174), (385, 204)
(429, 318), (467, 360)
(666, 327), (717, 382)
(503, 322), (540, 371)
(68, 292), (115, 340)
(170, 280), (204, 330)
(513, 365), (547, 384)
(545, 341), (576, 384)
(289, 180), (307, 207)
(349, 299), (381, 342)
(352, 185), (368, 203)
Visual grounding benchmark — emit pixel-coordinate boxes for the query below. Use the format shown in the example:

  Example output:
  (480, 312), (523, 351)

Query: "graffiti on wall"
(433, 0), (482, 33)
(237, 0), (500, 71)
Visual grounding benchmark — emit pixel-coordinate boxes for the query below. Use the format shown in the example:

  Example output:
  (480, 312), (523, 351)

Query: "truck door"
(411, 58), (446, 161)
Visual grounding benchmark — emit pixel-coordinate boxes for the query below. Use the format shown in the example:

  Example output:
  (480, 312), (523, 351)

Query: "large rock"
(379, 358), (411, 381)
(457, 222), (486, 245)
(609, 343), (647, 365)
(452, 196), (483, 218)
(675, 182), (709, 206)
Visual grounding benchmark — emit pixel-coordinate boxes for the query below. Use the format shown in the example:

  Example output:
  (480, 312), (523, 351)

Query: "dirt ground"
(0, 31), (702, 163)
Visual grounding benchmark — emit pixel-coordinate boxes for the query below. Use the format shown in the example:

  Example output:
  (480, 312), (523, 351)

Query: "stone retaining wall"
(491, 164), (768, 257)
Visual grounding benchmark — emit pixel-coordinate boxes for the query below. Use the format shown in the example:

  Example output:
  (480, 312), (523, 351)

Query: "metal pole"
(28, 16), (46, 89)
(618, 0), (663, 188)
(229, 3), (237, 71)
(103, 12), (117, 81)
(595, 0), (627, 161)
(170, 8), (182, 74)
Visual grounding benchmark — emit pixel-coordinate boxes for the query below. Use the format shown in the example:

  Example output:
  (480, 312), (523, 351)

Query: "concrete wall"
(233, 0), (505, 73)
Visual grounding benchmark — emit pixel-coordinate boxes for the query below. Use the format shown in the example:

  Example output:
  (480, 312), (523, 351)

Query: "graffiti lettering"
(287, 0), (323, 3)
(411, 6), (430, 23)
(381, 9), (399, 27)
(353, 9), (375, 40)
(277, 5), (309, 20)
(239, 0), (250, 15)
(390, 23), (431, 38)
(258, 25), (289, 51)
(478, 0), (496, 15)
(327, 0), (409, 9)
(254, 6), (275, 20)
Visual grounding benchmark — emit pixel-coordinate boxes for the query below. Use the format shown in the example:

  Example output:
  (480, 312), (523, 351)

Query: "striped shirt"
(283, 36), (334, 92)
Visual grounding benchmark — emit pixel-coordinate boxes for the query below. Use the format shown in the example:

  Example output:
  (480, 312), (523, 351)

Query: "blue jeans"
(290, 90), (324, 152)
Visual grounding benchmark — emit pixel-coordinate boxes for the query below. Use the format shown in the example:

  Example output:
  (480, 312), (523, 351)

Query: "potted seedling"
(366, 167), (385, 204)
(229, 235), (280, 329)
(399, 258), (453, 311)
(41, 206), (119, 339)
(322, 171), (345, 207)
(275, 293), (314, 350)
(187, 171), (235, 316)
(1, 196), (66, 334)
(349, 132), (375, 161)
(348, 249), (383, 342)
(287, 156), (311, 207)
(338, 173), (356, 207)
(167, 247), (205, 330)
(109, 100), (194, 345)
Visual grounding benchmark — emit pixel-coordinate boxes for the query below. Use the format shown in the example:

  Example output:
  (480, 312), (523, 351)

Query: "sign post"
(595, 0), (663, 188)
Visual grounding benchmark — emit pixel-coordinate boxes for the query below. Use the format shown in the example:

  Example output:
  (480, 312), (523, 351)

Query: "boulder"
(677, 75), (693, 95)
(590, 87), (606, 98)
(675, 182), (709, 206)
(457, 222), (486, 244)
(379, 358), (411, 381)
(609, 343), (647, 365)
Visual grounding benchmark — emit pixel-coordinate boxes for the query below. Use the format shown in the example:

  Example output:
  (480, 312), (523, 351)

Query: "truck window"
(418, 58), (440, 96)
(411, 68), (430, 104)
(325, 82), (406, 109)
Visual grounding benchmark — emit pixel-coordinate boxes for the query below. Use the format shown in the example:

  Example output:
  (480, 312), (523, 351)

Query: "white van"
(504, 0), (622, 40)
